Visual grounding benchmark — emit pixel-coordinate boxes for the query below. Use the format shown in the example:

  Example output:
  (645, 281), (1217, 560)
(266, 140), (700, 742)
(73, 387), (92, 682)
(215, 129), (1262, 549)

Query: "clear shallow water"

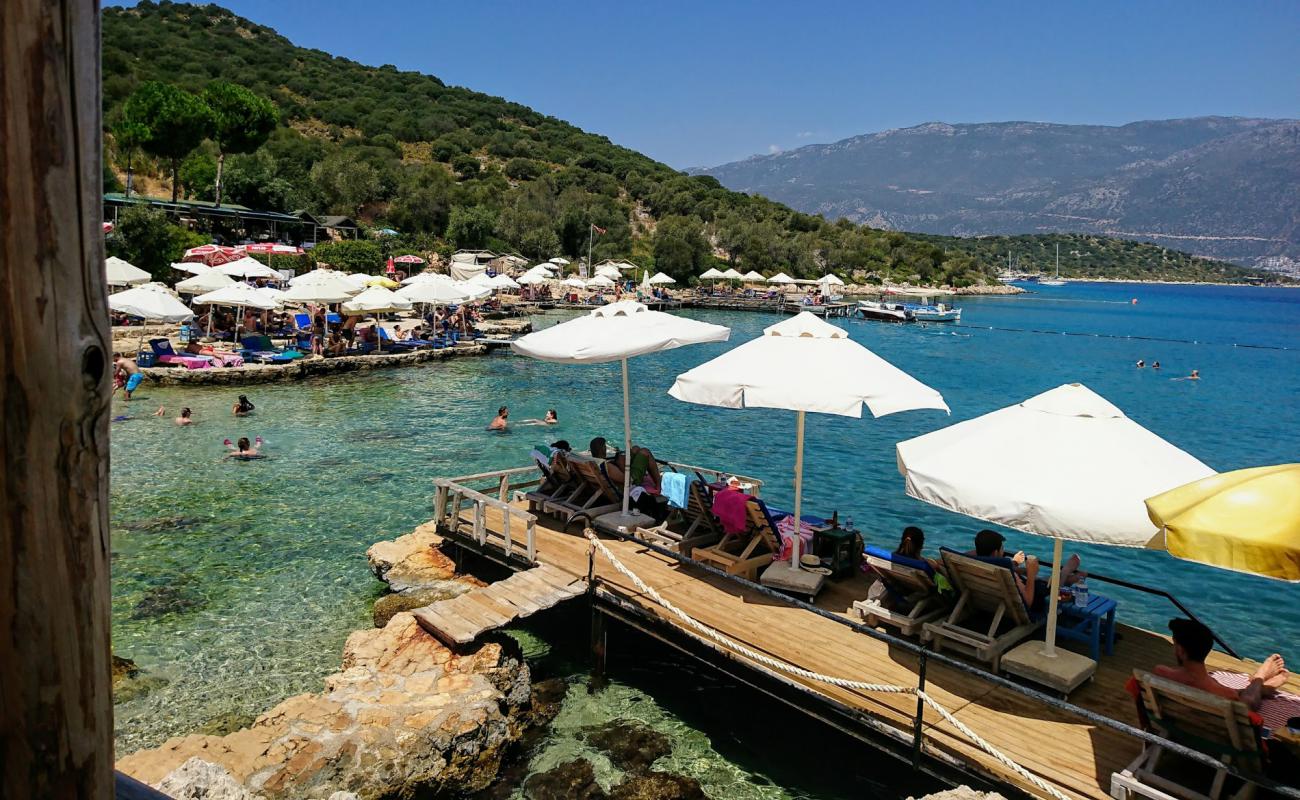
(111, 282), (1300, 779)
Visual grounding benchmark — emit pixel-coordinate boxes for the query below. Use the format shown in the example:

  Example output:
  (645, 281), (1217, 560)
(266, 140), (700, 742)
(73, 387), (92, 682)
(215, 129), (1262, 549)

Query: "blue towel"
(661, 472), (688, 509)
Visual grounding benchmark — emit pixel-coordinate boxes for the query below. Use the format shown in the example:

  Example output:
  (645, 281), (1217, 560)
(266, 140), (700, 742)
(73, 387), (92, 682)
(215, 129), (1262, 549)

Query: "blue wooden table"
(1055, 593), (1117, 661)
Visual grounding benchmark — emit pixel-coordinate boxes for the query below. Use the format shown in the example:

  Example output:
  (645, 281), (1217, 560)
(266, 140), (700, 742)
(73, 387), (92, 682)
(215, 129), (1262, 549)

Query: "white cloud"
(767, 144), (781, 154)
(795, 131), (815, 139)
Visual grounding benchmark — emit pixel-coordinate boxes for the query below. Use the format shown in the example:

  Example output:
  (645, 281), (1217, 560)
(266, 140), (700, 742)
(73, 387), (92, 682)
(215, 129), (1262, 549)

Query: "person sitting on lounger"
(604, 443), (668, 523)
(327, 331), (347, 356)
(971, 529), (1083, 610)
(895, 526), (943, 574)
(1155, 618), (1288, 710)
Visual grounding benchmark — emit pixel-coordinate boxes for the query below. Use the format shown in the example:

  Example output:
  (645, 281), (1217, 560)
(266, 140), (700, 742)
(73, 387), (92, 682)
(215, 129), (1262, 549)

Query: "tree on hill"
(652, 216), (711, 280)
(202, 80), (278, 206)
(121, 81), (210, 202)
(110, 119), (150, 199)
(446, 205), (496, 249)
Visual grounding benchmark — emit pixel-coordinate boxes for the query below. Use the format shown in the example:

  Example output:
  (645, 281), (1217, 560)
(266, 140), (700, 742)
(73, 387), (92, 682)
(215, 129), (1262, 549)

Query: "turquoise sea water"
(110, 282), (1299, 792)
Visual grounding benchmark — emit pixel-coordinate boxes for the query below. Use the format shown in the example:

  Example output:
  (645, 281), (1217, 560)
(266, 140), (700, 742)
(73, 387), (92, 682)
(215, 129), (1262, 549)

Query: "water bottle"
(1074, 576), (1089, 608)
(845, 517), (854, 531)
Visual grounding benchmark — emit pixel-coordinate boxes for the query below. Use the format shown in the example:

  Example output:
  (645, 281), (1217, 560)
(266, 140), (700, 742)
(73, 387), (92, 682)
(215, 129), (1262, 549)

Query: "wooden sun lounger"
(853, 548), (948, 637)
(637, 478), (723, 555)
(922, 548), (1043, 672)
(691, 497), (779, 581)
(524, 453), (583, 514)
(1112, 671), (1267, 800)
(542, 454), (621, 532)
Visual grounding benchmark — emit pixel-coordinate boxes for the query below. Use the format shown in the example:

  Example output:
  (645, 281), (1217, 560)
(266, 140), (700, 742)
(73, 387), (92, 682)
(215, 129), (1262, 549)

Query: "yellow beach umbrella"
(364, 276), (400, 288)
(1146, 463), (1300, 582)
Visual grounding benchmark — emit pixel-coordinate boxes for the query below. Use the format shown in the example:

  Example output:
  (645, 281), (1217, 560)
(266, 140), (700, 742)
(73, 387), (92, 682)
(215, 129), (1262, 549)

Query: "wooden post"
(1, 2), (113, 800)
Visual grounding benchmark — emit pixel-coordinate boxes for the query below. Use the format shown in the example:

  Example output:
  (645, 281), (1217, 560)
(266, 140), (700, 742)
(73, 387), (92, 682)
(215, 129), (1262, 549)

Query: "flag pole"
(587, 224), (594, 280)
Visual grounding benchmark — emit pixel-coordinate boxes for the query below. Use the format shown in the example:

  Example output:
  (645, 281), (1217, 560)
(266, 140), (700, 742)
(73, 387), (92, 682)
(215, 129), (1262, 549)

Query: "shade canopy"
(241, 242), (303, 255)
(670, 312), (950, 419)
(767, 272), (795, 284)
(467, 272), (496, 288)
(817, 273), (845, 286)
(171, 261), (213, 276)
(1147, 464), (1300, 582)
(363, 276), (400, 288)
(549, 257), (570, 265)
(516, 272), (549, 285)
(719, 268), (744, 280)
(193, 282), (279, 310)
(216, 256), (282, 279)
(281, 270), (358, 303)
(342, 286), (413, 315)
(527, 263), (556, 275)
(649, 272), (676, 285)
(742, 271), (766, 282)
(342, 273), (372, 289)
(175, 270), (236, 294)
(400, 271), (454, 286)
(561, 277), (587, 289)
(512, 301), (730, 365)
(393, 254), (425, 264)
(896, 383), (1214, 548)
(182, 244), (241, 266)
(396, 280), (476, 305)
(490, 273), (520, 289)
(699, 267), (725, 280)
(586, 275), (616, 288)
(595, 265), (623, 280)
(108, 283), (194, 322)
(255, 286), (287, 306)
(106, 256), (151, 287)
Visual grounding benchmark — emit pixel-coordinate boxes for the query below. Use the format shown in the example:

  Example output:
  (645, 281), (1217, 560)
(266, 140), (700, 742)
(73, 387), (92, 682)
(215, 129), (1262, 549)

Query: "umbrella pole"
(621, 357), (632, 516)
(791, 410), (805, 567)
(1043, 536), (1064, 657)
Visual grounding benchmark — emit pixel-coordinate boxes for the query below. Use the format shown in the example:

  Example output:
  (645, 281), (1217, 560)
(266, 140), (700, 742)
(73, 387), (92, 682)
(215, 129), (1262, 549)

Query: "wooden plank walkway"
(439, 502), (1298, 800)
(412, 563), (585, 645)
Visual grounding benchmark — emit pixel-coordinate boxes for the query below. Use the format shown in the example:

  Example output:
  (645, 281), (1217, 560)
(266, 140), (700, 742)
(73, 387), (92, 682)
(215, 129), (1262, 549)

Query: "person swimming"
(519, 409), (559, 426)
(223, 436), (265, 459)
(488, 406), (508, 431)
(156, 406), (195, 425)
(1173, 369), (1201, 381)
(233, 395), (255, 416)
(1135, 359), (1145, 368)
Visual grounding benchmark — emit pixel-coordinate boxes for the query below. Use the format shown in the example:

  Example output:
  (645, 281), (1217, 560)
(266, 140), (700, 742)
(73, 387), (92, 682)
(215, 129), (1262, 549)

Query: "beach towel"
(661, 472), (688, 509)
(775, 515), (816, 562)
(711, 488), (750, 534)
(1212, 671), (1300, 731)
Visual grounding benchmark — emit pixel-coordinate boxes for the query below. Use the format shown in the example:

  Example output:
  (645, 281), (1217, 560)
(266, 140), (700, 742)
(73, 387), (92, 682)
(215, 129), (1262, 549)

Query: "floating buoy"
(1131, 298), (1138, 305)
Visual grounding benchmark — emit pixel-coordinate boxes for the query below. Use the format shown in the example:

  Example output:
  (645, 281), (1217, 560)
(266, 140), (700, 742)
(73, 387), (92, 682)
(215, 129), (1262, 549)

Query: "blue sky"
(110, 1), (1298, 168)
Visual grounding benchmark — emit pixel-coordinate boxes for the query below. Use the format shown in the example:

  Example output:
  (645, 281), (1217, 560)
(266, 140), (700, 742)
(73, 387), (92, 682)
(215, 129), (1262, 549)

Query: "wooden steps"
(412, 563), (585, 645)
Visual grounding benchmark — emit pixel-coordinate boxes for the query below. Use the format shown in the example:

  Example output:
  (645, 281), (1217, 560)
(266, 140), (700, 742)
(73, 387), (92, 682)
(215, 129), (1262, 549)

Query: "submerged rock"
(522, 759), (606, 800)
(581, 720), (671, 772)
(910, 789), (1007, 800)
(113, 654), (140, 686)
(610, 771), (707, 800)
(112, 654), (169, 704)
(131, 583), (205, 620)
(366, 522), (459, 592)
(198, 712), (257, 737)
(117, 612), (532, 800)
(120, 515), (201, 532)
(372, 584), (465, 628)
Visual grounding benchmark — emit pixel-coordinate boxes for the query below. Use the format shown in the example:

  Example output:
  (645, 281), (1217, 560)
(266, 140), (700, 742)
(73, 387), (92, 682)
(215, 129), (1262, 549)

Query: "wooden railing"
(434, 467), (540, 563)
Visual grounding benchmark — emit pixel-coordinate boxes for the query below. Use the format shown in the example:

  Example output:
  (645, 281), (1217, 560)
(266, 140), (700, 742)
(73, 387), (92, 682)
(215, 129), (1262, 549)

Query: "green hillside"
(101, 2), (1263, 285)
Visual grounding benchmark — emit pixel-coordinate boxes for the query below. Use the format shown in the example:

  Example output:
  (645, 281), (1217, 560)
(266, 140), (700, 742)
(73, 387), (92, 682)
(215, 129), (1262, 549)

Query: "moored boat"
(903, 302), (962, 322)
(857, 300), (913, 322)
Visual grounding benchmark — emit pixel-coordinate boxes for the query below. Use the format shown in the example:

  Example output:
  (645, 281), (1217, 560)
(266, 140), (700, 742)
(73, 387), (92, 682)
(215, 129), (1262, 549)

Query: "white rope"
(584, 532), (1070, 800)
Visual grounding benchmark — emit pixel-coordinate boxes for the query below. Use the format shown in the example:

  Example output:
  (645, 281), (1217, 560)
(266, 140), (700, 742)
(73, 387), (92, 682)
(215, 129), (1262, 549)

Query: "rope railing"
(582, 530), (1071, 800)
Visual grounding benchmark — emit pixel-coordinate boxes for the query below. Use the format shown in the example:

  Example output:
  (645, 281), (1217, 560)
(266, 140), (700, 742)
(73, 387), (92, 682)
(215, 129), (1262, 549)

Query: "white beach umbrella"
(561, 277), (588, 289)
(400, 271), (453, 286)
(719, 268), (744, 280)
(512, 301), (731, 524)
(105, 256), (152, 287)
(896, 382), (1215, 655)
(396, 280), (476, 305)
(549, 257), (570, 265)
(742, 271), (766, 283)
(527, 263), (556, 275)
(595, 264), (623, 280)
(468, 272), (497, 289)
(342, 286), (413, 352)
(175, 270), (236, 294)
(699, 267), (725, 280)
(817, 273), (845, 286)
(586, 275), (616, 289)
(215, 256), (282, 280)
(516, 272), (550, 286)
(343, 272), (372, 289)
(670, 312), (949, 567)
(255, 286), (287, 306)
(491, 273), (520, 290)
(171, 261), (213, 276)
(280, 271), (358, 303)
(108, 283), (194, 322)
(194, 282), (279, 311)
(767, 272), (795, 285)
(649, 272), (676, 285)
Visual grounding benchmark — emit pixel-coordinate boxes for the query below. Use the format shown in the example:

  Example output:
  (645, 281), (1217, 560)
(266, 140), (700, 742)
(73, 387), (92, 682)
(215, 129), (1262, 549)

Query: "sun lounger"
(525, 450), (584, 514)
(149, 338), (212, 369)
(921, 548), (1044, 671)
(636, 474), (724, 555)
(854, 545), (948, 637)
(1113, 670), (1267, 800)
(240, 335), (301, 364)
(691, 496), (781, 581)
(539, 454), (621, 532)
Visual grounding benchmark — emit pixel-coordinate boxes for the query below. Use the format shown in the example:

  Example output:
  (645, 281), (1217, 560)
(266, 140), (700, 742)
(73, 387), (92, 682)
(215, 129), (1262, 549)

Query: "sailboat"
(1040, 243), (1067, 286)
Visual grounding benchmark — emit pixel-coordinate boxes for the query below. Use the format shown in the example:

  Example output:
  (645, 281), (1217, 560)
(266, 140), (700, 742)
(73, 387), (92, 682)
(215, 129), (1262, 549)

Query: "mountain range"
(697, 118), (1300, 272)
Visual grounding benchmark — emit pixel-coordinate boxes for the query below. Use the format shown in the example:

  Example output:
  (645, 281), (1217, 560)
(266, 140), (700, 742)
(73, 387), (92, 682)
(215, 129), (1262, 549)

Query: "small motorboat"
(858, 300), (913, 323)
(903, 302), (962, 322)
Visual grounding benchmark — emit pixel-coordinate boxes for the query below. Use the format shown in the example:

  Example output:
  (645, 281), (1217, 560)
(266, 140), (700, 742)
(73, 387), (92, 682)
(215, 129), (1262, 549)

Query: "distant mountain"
(697, 118), (1300, 271)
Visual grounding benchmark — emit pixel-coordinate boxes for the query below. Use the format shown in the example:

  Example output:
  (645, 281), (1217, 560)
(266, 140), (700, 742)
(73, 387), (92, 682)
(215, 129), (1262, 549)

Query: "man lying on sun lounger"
(1155, 618), (1288, 711)
(971, 529), (1084, 610)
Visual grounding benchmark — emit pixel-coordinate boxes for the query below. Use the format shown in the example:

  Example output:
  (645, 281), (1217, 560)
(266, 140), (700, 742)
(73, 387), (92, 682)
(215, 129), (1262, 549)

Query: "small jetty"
(413, 563), (584, 645)
(780, 300), (855, 317)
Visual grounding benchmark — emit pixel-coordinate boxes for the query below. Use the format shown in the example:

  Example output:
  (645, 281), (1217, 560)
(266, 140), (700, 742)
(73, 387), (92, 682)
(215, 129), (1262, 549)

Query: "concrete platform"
(759, 560), (827, 598)
(1001, 641), (1097, 696)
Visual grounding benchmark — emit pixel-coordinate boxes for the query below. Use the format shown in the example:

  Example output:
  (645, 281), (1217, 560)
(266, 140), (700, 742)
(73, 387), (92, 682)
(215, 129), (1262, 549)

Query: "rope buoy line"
(949, 322), (1294, 352)
(582, 532), (1071, 800)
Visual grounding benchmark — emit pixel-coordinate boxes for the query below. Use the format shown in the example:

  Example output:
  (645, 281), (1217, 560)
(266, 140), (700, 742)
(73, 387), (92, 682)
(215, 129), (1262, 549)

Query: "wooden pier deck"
(413, 563), (584, 645)
(429, 474), (1297, 800)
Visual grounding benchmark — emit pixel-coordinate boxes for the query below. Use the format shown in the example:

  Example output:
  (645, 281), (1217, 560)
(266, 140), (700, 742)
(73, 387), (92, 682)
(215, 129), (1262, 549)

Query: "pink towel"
(711, 489), (750, 535)
(776, 516), (816, 562)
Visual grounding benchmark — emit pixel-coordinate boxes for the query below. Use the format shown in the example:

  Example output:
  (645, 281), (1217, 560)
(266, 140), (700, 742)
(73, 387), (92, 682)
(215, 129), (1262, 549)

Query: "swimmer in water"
(1135, 360), (1145, 368)
(175, 407), (194, 426)
(223, 436), (265, 459)
(488, 406), (508, 431)
(519, 408), (558, 426)
(1152, 361), (1161, 370)
(1174, 369), (1201, 381)
(233, 395), (255, 416)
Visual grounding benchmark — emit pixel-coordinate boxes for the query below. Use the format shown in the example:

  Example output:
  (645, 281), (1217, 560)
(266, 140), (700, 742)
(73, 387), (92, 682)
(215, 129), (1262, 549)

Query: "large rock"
(610, 771), (706, 800)
(522, 759), (606, 800)
(117, 613), (531, 800)
(371, 585), (466, 628)
(156, 758), (265, 800)
(580, 721), (671, 772)
(910, 789), (1007, 800)
(365, 522), (461, 592)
